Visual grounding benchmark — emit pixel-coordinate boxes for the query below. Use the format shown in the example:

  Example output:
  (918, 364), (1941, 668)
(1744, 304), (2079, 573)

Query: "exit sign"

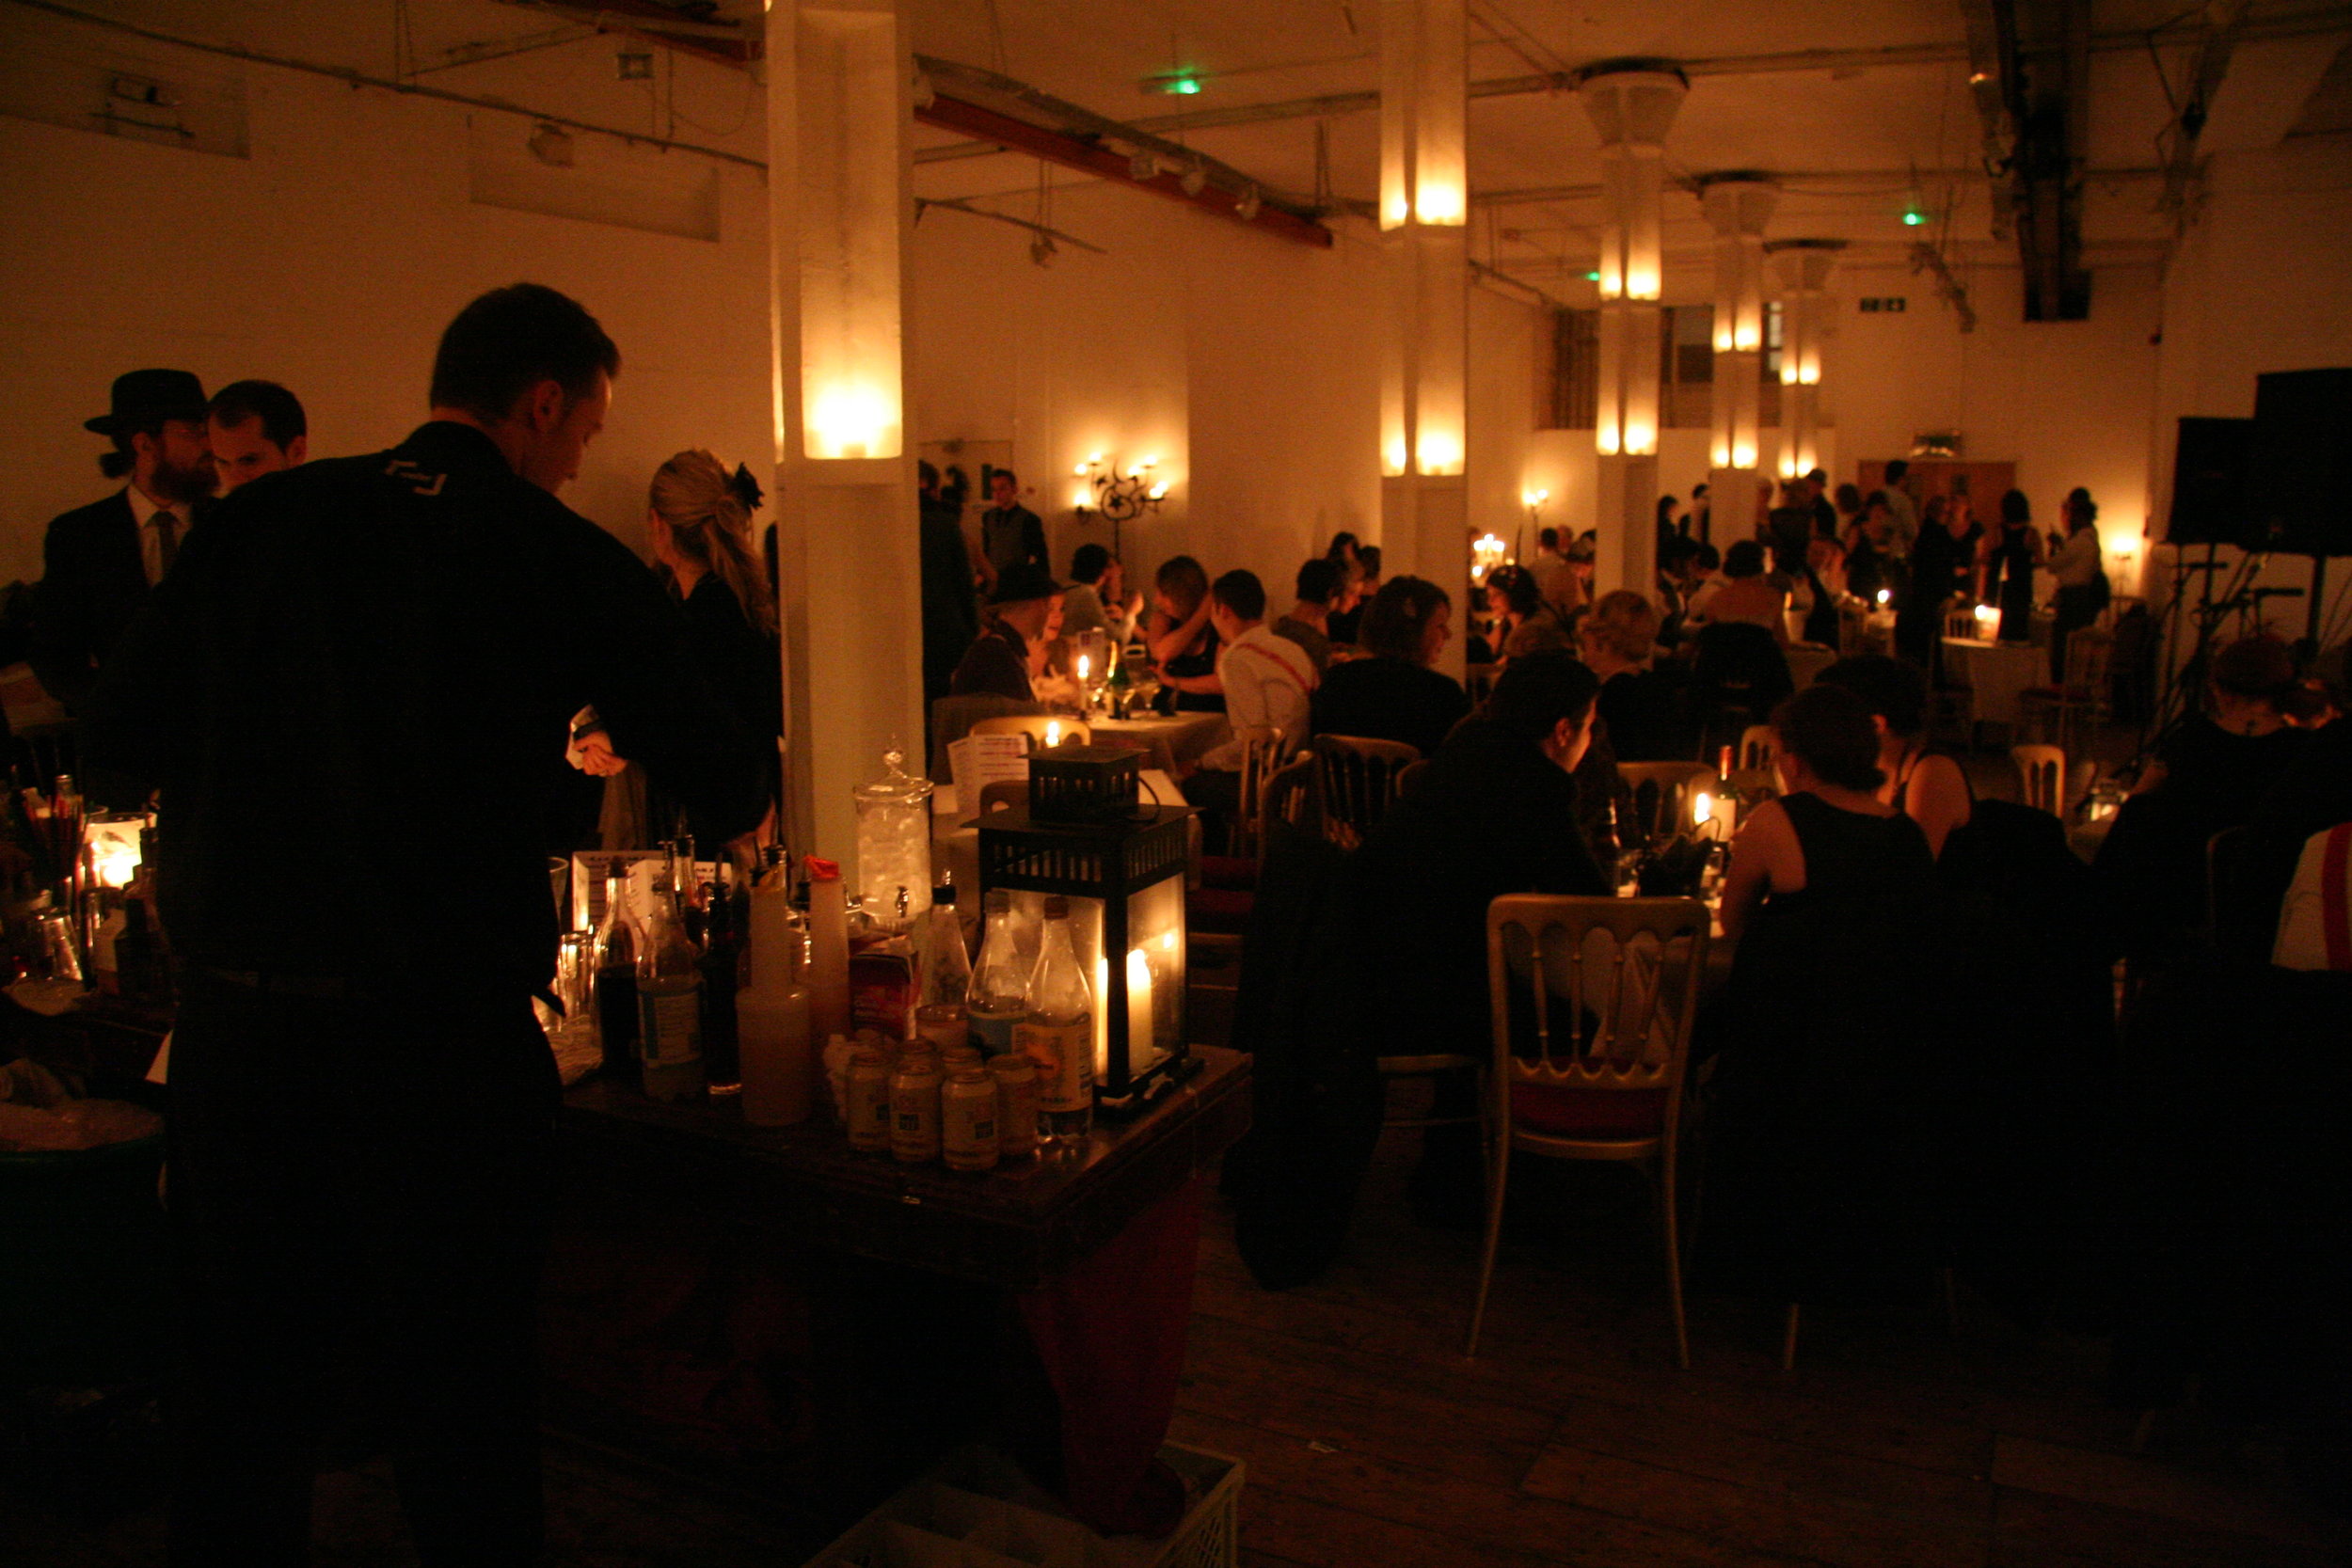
(1859, 296), (1909, 313)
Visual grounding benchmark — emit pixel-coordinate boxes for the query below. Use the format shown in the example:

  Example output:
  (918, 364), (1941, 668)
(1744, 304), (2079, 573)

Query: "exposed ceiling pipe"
(2159, 0), (2252, 229)
(914, 54), (1326, 221)
(915, 91), (1335, 246)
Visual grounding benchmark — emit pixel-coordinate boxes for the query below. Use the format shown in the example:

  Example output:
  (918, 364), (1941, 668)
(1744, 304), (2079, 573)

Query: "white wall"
(0, 4), (771, 584)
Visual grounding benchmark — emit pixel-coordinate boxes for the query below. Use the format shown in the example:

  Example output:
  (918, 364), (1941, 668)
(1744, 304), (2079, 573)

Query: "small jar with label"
(846, 1046), (895, 1153)
(941, 1066), (1000, 1172)
(988, 1053), (1041, 1163)
(889, 1048), (944, 1165)
(940, 1043), (984, 1078)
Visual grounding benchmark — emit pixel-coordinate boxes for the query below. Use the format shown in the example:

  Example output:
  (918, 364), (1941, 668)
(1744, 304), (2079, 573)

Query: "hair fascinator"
(729, 463), (765, 512)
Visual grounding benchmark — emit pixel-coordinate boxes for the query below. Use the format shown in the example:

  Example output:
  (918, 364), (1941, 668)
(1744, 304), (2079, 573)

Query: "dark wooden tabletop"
(558, 1046), (1252, 1290)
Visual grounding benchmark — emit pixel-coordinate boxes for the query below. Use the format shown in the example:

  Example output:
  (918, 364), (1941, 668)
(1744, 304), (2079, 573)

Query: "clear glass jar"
(852, 746), (933, 933)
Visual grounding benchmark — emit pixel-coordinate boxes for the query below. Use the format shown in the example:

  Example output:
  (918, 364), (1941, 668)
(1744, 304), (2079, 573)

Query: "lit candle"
(1876, 589), (1891, 608)
(1692, 790), (1715, 839)
(1044, 721), (1063, 749)
(1074, 655), (1089, 684)
(1126, 947), (1153, 1074)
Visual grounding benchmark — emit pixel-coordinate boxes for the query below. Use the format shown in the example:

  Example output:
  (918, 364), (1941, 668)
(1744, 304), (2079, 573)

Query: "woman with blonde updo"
(581, 451), (781, 847)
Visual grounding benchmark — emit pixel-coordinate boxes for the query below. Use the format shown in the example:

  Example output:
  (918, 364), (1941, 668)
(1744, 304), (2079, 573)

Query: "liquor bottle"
(803, 856), (852, 1042)
(1016, 895), (1094, 1147)
(967, 889), (1027, 1058)
(635, 868), (706, 1102)
(592, 870), (641, 1077)
(1597, 798), (1641, 897)
(738, 879), (813, 1127)
(698, 861), (742, 1095)
(913, 882), (971, 1053)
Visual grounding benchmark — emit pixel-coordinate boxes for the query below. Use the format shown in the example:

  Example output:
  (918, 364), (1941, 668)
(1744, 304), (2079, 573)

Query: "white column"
(768, 0), (921, 876)
(1769, 240), (1843, 483)
(1700, 175), (1775, 544)
(1379, 0), (1468, 676)
(1581, 65), (1686, 599)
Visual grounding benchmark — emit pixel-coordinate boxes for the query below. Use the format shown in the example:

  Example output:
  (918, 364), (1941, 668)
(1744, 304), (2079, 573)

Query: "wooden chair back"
(1617, 762), (1714, 842)
(1944, 600), (1979, 641)
(969, 714), (1091, 752)
(2011, 744), (2066, 816)
(1311, 734), (1421, 850)
(1486, 895), (1710, 1132)
(1260, 753), (1320, 846)
(1223, 725), (1286, 860)
(1737, 724), (1779, 772)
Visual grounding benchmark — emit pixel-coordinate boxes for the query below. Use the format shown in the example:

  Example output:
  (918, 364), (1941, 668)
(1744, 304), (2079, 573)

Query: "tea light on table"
(1974, 603), (1998, 636)
(1043, 720), (1064, 749)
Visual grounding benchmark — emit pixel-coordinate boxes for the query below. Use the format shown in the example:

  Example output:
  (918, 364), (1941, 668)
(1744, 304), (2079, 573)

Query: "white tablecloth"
(1943, 637), (2045, 731)
(1090, 711), (1232, 774)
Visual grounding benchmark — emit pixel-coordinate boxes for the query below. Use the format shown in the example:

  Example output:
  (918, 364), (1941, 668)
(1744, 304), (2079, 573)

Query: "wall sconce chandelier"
(1071, 452), (1169, 524)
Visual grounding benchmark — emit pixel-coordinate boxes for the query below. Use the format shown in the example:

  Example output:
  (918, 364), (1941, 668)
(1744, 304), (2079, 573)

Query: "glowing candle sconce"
(796, 6), (905, 462)
(1379, 0), (1467, 232)
(1701, 174), (1776, 525)
(1580, 63), (1686, 467)
(1768, 239), (1843, 491)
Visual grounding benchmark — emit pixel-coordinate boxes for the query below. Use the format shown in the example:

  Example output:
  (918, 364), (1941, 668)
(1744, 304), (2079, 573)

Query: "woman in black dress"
(1144, 554), (1226, 714)
(1310, 576), (1470, 757)
(1982, 488), (2044, 643)
(644, 451), (781, 847)
(1701, 685), (1951, 1306)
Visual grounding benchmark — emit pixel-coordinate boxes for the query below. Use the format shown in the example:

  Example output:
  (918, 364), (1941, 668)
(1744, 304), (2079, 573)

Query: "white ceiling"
(901, 0), (2352, 284)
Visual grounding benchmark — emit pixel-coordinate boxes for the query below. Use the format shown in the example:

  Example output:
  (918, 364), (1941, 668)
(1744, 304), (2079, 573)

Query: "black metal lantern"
(977, 802), (1199, 1110)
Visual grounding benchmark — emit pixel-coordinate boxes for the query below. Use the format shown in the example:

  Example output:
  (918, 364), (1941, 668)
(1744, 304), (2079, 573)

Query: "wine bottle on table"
(698, 860), (741, 1095)
(967, 889), (1027, 1059)
(1016, 895), (1094, 1148)
(592, 870), (641, 1077)
(635, 868), (706, 1103)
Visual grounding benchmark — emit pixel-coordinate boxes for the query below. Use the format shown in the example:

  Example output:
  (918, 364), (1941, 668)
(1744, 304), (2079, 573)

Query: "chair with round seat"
(1466, 894), (1711, 1368)
(1736, 724), (1779, 772)
(2010, 744), (2067, 817)
(968, 714), (1091, 752)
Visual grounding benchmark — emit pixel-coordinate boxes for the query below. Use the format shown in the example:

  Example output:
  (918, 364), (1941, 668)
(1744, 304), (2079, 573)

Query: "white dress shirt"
(1201, 624), (1317, 770)
(2048, 528), (2103, 589)
(123, 483), (191, 587)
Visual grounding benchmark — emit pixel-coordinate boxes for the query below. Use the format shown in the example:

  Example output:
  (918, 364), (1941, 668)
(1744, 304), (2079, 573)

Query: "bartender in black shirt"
(86, 284), (766, 1568)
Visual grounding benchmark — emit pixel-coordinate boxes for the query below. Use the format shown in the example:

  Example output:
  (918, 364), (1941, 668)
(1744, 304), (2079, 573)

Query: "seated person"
(1705, 685), (1950, 1302)
(1272, 557), (1343, 674)
(1310, 575), (1470, 758)
(1188, 570), (1318, 822)
(1058, 542), (1139, 645)
(1326, 545), (1381, 648)
(1340, 651), (1609, 1220)
(1580, 590), (1689, 763)
(1145, 555), (1226, 713)
(1814, 655), (1972, 857)
(2099, 635), (2313, 962)
(1688, 539), (1787, 642)
(949, 562), (1062, 704)
(1673, 540), (1724, 635)
(1487, 565), (1571, 663)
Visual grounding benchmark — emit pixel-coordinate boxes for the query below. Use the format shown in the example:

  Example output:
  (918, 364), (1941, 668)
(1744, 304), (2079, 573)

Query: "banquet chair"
(1311, 734), (1420, 851)
(1218, 726), (1286, 862)
(930, 691), (1044, 774)
(969, 714), (1092, 752)
(2011, 744), (2067, 817)
(1466, 895), (1710, 1367)
(1736, 725), (1778, 772)
(1617, 762), (1714, 842)
(2017, 628), (2111, 756)
(976, 780), (1026, 817)
(1943, 599), (1979, 641)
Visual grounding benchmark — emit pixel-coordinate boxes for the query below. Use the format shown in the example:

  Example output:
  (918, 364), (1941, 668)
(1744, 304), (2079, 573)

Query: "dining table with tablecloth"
(1942, 637), (2046, 736)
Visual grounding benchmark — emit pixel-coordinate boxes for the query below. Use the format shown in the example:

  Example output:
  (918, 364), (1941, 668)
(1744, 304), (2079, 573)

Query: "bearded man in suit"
(31, 369), (217, 710)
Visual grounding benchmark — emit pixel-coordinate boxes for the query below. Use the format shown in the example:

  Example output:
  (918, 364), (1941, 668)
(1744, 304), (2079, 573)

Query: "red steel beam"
(915, 92), (1335, 249)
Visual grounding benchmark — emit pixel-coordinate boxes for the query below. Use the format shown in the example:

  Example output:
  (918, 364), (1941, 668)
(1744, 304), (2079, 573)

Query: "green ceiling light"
(1158, 73), (1202, 95)
(1902, 206), (1926, 227)
(1585, 270), (1601, 281)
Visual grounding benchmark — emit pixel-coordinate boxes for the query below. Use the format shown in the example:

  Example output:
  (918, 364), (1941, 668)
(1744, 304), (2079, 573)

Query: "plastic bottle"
(1016, 895), (1094, 1147)
(967, 889), (1028, 1058)
(804, 856), (852, 1042)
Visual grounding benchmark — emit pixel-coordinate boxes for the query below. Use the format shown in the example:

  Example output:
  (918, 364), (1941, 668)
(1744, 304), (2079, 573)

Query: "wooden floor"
(19, 1117), (2344, 1568)
(1180, 1118), (2351, 1568)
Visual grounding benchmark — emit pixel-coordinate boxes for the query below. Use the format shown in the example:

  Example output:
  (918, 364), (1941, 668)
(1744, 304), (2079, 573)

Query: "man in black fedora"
(30, 369), (217, 710)
(950, 561), (1063, 704)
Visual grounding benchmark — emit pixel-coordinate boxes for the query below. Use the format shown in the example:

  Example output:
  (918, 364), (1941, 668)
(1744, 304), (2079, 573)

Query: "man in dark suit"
(31, 369), (217, 710)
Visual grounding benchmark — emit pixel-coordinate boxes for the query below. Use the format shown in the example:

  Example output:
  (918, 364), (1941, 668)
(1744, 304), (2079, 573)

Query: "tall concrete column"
(1768, 239), (1844, 484)
(1580, 62), (1686, 599)
(1700, 174), (1775, 545)
(1378, 0), (1468, 676)
(767, 0), (922, 876)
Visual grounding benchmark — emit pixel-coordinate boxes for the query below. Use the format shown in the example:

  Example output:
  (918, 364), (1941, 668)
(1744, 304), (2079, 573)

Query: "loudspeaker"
(2167, 416), (2254, 547)
(2252, 367), (2352, 557)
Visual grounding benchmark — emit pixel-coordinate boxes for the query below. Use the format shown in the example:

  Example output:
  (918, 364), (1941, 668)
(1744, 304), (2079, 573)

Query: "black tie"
(154, 510), (179, 579)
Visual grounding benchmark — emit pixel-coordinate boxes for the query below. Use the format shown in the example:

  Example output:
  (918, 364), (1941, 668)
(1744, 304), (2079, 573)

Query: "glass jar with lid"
(852, 745), (934, 933)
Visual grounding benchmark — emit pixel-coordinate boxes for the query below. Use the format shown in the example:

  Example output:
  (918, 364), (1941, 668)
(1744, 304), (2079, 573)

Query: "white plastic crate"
(805, 1443), (1241, 1568)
